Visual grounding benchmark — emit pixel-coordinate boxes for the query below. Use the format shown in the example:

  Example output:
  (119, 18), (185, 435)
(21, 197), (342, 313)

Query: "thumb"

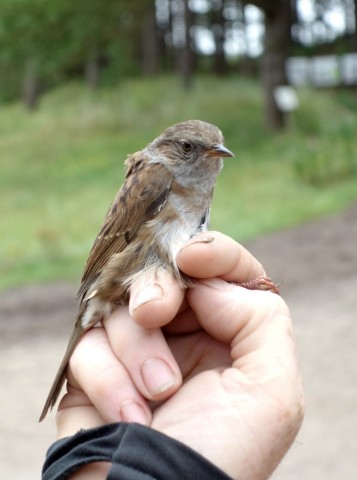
(187, 278), (300, 389)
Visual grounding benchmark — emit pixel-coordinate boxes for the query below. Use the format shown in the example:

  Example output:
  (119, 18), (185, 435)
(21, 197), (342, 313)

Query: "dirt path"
(1, 202), (357, 479)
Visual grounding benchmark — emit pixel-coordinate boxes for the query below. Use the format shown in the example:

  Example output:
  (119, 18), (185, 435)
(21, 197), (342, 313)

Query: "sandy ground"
(1, 202), (357, 479)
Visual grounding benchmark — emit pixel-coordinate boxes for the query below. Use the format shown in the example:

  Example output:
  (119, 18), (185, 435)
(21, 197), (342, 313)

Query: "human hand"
(56, 232), (304, 480)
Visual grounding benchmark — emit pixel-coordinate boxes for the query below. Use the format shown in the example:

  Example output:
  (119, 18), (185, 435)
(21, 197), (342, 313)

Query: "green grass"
(1, 75), (357, 289)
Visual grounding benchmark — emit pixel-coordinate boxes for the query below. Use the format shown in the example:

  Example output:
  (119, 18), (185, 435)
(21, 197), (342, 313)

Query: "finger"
(105, 306), (182, 402)
(129, 267), (185, 328)
(177, 231), (266, 283)
(67, 327), (151, 425)
(163, 306), (201, 335)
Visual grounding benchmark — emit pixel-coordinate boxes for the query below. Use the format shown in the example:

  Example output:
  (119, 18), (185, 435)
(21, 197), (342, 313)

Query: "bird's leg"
(231, 276), (281, 295)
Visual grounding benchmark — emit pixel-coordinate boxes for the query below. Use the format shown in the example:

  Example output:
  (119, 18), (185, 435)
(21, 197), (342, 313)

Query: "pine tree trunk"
(212, 3), (228, 75)
(142, 5), (160, 76)
(85, 46), (100, 89)
(243, 0), (291, 130)
(179, 0), (194, 90)
(23, 58), (40, 110)
(261, 2), (291, 129)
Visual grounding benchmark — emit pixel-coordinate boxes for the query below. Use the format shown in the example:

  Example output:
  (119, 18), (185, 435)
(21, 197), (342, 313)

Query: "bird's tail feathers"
(39, 324), (84, 422)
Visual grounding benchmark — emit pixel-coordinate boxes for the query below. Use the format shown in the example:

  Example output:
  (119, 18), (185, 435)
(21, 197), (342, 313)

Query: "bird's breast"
(147, 189), (210, 270)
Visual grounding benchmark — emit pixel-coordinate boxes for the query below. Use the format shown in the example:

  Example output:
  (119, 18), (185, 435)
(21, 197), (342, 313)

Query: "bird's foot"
(232, 276), (281, 294)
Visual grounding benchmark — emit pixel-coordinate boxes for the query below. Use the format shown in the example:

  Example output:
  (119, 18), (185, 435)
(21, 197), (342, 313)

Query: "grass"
(1, 75), (357, 290)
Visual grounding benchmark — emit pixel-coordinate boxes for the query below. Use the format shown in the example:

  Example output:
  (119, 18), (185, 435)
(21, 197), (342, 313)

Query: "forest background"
(1, 0), (357, 289)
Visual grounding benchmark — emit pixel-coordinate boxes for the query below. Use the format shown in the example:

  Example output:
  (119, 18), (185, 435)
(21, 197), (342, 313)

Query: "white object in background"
(274, 86), (299, 112)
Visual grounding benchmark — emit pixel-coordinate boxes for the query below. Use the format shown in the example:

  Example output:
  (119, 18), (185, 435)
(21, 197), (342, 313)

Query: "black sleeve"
(42, 422), (233, 480)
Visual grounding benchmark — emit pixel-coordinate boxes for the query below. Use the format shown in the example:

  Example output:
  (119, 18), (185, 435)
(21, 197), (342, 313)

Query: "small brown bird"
(39, 120), (277, 421)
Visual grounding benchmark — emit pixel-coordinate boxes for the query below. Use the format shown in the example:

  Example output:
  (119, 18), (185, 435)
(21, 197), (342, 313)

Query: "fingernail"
(131, 283), (164, 313)
(141, 357), (178, 397)
(179, 236), (215, 253)
(198, 278), (234, 290)
(120, 401), (149, 426)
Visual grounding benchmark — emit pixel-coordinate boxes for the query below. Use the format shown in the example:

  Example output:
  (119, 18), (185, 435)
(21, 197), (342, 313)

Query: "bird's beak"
(208, 144), (234, 158)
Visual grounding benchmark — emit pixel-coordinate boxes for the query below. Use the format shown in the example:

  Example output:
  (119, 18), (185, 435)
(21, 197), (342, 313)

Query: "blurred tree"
(0, 0), (53, 108)
(349, 0), (357, 47)
(181, 0), (196, 89)
(0, 0), (153, 106)
(345, 0), (357, 49)
(290, 0), (357, 52)
(211, 0), (229, 75)
(0, 0), (356, 119)
(142, 2), (160, 76)
(243, 0), (291, 130)
(23, 58), (41, 110)
(170, 0), (196, 89)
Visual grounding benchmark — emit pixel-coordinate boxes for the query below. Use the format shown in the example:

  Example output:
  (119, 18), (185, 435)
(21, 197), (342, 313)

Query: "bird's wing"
(77, 153), (173, 300)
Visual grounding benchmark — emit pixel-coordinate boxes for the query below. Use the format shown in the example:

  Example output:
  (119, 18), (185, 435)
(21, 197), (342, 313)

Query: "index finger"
(177, 231), (265, 283)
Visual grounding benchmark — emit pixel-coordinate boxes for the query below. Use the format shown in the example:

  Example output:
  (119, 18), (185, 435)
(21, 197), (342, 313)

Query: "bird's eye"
(181, 141), (193, 154)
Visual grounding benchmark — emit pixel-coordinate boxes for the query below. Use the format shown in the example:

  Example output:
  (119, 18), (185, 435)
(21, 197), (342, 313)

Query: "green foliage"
(0, 0), (151, 101)
(1, 76), (357, 289)
(293, 89), (357, 184)
(293, 137), (357, 185)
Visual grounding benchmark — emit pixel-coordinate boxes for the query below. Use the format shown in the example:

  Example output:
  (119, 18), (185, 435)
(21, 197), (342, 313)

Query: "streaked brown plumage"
(39, 120), (234, 421)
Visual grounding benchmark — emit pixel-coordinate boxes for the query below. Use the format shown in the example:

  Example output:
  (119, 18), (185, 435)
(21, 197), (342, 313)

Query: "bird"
(39, 120), (235, 421)
(40, 119), (280, 421)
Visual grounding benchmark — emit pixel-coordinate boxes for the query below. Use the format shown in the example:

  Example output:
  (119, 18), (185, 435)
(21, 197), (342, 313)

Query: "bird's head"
(148, 120), (234, 176)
